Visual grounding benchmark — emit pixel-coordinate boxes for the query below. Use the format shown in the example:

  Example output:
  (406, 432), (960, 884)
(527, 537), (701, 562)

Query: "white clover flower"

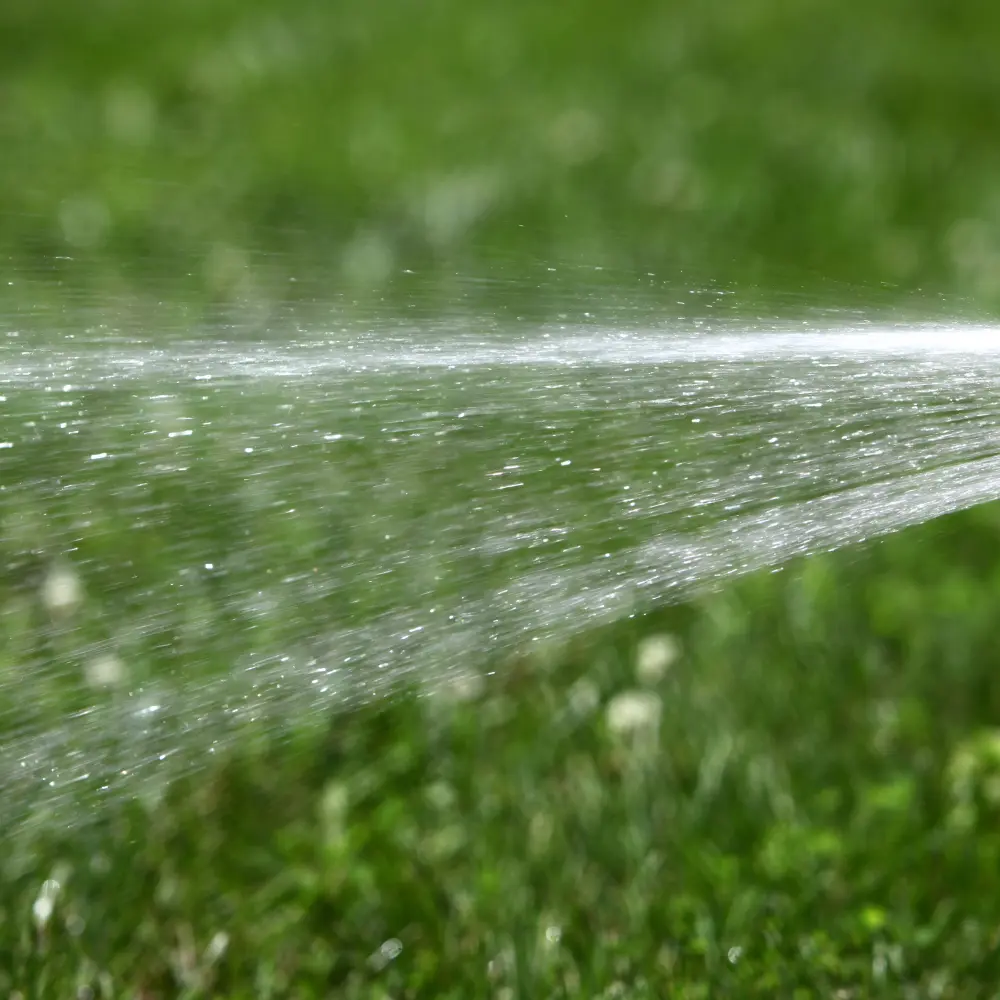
(41, 562), (82, 615)
(85, 653), (127, 688)
(635, 634), (679, 685)
(605, 690), (662, 736)
(32, 878), (61, 930)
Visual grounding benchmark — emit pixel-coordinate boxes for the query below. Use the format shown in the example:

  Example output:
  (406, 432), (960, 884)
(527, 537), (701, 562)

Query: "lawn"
(4, 0), (1000, 996)
(7, 508), (1000, 995)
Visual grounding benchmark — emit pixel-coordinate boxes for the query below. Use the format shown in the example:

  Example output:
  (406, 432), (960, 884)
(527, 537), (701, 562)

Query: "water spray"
(3, 313), (999, 828)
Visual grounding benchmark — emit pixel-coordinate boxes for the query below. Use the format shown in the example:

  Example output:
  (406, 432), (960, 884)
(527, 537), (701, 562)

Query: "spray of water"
(2, 313), (1000, 828)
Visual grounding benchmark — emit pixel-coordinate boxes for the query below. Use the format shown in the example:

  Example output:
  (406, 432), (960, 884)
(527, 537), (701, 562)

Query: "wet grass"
(5, 499), (1000, 995)
(6, 0), (1000, 993)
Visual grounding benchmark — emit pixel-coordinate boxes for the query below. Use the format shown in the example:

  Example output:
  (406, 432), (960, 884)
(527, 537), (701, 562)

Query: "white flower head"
(635, 634), (679, 685)
(85, 653), (127, 689)
(606, 690), (662, 736)
(41, 562), (83, 615)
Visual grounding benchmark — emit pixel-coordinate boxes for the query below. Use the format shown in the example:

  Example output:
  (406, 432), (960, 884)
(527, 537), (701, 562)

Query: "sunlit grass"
(5, 504), (1000, 993)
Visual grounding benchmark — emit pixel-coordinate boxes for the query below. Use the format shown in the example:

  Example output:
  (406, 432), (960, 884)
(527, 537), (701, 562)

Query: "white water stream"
(2, 318), (999, 827)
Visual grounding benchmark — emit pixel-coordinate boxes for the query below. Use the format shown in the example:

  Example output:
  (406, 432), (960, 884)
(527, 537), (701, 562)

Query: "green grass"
(6, 0), (1000, 994)
(7, 505), (1000, 995)
(5, 0), (1000, 313)
(5, 368), (1000, 995)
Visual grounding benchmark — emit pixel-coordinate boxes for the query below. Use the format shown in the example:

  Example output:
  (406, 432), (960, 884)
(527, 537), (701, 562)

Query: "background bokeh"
(5, 0), (1000, 311)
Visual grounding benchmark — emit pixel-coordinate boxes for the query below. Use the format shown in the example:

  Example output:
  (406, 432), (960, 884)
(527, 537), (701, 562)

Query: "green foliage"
(5, 1), (1000, 995)
(4, 0), (1000, 311)
(6, 509), (1000, 993)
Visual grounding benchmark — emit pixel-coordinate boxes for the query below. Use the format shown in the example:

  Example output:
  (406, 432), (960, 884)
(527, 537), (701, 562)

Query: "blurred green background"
(6, 1), (1000, 996)
(5, 0), (1000, 311)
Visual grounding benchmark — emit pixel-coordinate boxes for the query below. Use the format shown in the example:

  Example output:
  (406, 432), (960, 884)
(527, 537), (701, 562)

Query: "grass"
(6, 0), (1000, 994)
(5, 499), (1000, 995)
(5, 0), (1000, 312)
